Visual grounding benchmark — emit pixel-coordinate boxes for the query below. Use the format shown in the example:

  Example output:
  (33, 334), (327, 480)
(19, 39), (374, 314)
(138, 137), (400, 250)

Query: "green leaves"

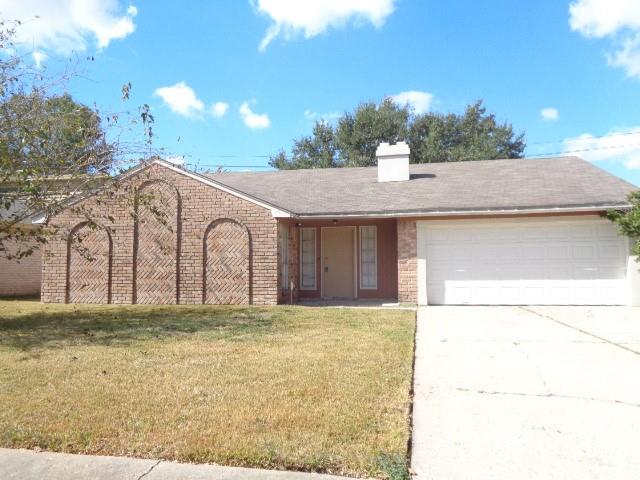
(271, 99), (525, 169)
(607, 191), (640, 258)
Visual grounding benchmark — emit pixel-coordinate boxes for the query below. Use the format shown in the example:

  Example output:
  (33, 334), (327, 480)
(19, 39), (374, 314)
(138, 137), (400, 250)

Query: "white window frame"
(299, 227), (317, 290)
(359, 225), (378, 290)
(279, 225), (289, 290)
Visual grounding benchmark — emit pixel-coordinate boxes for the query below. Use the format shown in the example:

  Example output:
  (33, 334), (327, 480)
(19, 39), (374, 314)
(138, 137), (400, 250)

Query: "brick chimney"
(376, 142), (410, 182)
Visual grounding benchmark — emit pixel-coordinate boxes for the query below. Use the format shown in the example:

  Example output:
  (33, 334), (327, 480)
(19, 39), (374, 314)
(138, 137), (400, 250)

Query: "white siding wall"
(0, 245), (42, 296)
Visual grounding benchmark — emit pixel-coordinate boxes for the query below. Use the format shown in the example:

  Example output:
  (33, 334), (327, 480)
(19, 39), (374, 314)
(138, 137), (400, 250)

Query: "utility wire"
(527, 142), (640, 158)
(528, 129), (640, 146)
(177, 130), (640, 169)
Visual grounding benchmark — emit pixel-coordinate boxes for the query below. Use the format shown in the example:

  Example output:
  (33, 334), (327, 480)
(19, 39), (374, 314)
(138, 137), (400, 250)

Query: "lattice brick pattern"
(204, 220), (249, 304)
(68, 226), (110, 303)
(135, 182), (179, 304)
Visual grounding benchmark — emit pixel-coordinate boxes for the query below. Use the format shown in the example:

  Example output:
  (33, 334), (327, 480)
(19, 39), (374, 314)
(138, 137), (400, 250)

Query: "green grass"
(0, 300), (415, 478)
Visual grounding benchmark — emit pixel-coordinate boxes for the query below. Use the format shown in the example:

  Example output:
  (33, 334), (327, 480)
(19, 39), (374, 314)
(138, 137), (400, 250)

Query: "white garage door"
(420, 217), (629, 305)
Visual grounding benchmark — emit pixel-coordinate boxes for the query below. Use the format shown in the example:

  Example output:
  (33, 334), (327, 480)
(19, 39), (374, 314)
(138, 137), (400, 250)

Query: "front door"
(322, 227), (355, 299)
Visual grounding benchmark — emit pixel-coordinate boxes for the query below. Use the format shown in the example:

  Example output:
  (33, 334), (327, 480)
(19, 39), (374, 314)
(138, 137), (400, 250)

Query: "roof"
(204, 156), (637, 217)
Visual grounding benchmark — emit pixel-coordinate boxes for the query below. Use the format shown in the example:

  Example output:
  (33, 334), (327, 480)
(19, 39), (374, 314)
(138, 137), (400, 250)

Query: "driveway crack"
(455, 387), (640, 408)
(136, 460), (161, 480)
(519, 306), (640, 357)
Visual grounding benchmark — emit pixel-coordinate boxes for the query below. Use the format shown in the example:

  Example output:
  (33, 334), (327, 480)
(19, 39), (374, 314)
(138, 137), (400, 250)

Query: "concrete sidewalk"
(0, 448), (351, 480)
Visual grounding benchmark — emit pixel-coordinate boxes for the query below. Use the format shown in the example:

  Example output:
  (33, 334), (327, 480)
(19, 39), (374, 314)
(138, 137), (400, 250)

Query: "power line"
(176, 129), (640, 168)
(191, 165), (272, 169)
(528, 129), (640, 146)
(191, 155), (271, 158)
(527, 142), (640, 158)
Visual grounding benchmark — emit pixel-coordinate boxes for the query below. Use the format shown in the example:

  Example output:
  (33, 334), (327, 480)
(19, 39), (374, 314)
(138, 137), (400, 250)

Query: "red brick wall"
(397, 219), (417, 303)
(42, 163), (278, 305)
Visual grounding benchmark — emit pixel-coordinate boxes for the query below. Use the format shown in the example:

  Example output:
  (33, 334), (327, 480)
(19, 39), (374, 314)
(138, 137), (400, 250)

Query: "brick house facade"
(39, 152), (639, 307)
(42, 162), (281, 305)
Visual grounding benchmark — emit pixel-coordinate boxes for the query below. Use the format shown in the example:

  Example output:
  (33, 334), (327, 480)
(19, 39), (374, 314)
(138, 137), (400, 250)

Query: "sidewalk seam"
(136, 460), (161, 480)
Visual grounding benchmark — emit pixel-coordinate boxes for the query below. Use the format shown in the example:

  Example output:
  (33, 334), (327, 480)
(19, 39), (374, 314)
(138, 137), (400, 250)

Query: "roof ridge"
(205, 156), (583, 178)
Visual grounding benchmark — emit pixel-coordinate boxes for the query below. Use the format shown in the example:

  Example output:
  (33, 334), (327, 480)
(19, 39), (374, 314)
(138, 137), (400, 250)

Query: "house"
(0, 174), (106, 298)
(40, 142), (640, 306)
(0, 200), (42, 297)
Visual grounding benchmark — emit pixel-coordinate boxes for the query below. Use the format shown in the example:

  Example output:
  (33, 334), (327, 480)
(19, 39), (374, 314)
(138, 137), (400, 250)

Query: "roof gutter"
(291, 204), (631, 220)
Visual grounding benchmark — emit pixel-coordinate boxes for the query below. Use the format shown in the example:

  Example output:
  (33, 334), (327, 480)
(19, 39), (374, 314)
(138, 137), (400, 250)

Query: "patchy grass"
(0, 300), (415, 478)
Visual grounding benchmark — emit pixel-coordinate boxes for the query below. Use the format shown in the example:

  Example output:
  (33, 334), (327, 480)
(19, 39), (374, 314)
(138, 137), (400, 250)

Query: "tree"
(0, 92), (113, 175)
(335, 98), (409, 167)
(270, 120), (337, 169)
(607, 191), (640, 258)
(270, 99), (525, 169)
(408, 101), (525, 163)
(0, 21), (156, 260)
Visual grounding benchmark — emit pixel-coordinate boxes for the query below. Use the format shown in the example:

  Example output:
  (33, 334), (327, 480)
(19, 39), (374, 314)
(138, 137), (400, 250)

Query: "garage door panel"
(570, 224), (596, 238)
(522, 245), (548, 259)
(428, 245), (472, 262)
(573, 245), (596, 259)
(599, 243), (624, 259)
(423, 218), (628, 306)
(596, 224), (622, 239)
(548, 245), (570, 259)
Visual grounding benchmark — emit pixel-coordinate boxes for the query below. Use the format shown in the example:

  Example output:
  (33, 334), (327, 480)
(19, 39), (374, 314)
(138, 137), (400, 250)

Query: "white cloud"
(154, 82), (204, 118)
(608, 33), (640, 78)
(563, 126), (640, 169)
(32, 50), (48, 68)
(390, 90), (434, 114)
(540, 107), (559, 121)
(211, 102), (230, 118)
(0, 0), (137, 55)
(304, 109), (340, 121)
(239, 102), (270, 129)
(253, 0), (396, 51)
(569, 0), (640, 78)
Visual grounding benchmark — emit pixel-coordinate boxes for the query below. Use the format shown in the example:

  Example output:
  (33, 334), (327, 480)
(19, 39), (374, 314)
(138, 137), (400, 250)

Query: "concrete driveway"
(411, 306), (640, 480)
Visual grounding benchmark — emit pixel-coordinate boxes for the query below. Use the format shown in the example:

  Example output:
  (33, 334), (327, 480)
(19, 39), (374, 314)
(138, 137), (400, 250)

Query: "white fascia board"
(295, 205), (629, 220)
(155, 160), (291, 218)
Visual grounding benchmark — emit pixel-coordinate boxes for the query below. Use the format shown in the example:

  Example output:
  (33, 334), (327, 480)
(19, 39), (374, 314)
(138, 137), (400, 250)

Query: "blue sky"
(3, 0), (640, 185)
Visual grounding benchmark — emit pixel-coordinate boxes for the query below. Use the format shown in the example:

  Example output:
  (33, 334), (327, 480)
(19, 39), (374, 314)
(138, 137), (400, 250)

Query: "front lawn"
(0, 300), (415, 478)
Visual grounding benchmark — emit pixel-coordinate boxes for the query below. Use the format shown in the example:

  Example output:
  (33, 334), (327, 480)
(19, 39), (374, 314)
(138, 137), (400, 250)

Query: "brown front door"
(322, 227), (355, 299)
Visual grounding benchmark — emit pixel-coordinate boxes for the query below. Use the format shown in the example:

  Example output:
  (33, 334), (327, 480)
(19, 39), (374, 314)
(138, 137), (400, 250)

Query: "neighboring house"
(0, 251), (41, 297)
(0, 200), (42, 297)
(39, 142), (640, 306)
(0, 175), (106, 298)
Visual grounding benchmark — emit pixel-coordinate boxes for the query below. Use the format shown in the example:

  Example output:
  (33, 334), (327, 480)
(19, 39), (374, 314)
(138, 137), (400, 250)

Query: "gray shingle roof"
(205, 157), (637, 217)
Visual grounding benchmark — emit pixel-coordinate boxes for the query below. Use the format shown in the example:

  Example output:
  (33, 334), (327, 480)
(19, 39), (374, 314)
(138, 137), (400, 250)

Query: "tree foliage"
(607, 191), (640, 258)
(271, 120), (338, 169)
(0, 21), (156, 260)
(271, 99), (525, 169)
(0, 93), (113, 175)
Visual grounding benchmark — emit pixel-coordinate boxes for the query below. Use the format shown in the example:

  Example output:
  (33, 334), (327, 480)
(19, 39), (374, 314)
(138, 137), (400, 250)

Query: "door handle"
(324, 266), (329, 272)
